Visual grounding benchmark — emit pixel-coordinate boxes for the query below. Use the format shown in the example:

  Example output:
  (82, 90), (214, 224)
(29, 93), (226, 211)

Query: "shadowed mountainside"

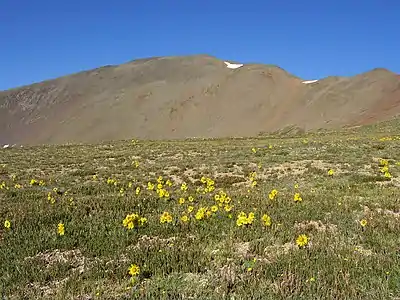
(1, 55), (399, 145)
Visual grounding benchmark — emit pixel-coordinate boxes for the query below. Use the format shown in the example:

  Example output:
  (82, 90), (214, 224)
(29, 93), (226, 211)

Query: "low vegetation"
(1, 128), (400, 299)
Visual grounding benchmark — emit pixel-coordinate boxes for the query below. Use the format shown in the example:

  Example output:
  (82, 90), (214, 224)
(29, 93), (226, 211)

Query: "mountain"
(0, 55), (399, 145)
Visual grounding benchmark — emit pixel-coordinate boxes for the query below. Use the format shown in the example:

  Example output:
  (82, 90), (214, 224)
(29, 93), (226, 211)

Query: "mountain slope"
(0, 55), (399, 145)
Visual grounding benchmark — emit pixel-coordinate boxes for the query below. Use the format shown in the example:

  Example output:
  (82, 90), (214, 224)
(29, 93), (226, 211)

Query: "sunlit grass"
(1, 129), (400, 299)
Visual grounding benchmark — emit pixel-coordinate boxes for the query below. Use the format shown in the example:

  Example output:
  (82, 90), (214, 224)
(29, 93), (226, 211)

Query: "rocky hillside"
(1, 55), (399, 145)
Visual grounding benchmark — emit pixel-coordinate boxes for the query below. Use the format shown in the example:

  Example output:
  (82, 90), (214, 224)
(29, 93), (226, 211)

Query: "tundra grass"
(0, 131), (400, 299)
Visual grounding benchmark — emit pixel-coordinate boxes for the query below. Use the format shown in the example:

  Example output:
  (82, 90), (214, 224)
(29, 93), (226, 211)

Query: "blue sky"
(1, 0), (399, 90)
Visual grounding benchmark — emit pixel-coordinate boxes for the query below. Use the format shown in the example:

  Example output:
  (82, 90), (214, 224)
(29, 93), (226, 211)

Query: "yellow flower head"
(4, 220), (11, 229)
(178, 197), (185, 205)
(128, 264), (140, 276)
(360, 219), (368, 227)
(328, 169), (334, 176)
(180, 215), (189, 223)
(296, 234), (309, 248)
(211, 205), (218, 213)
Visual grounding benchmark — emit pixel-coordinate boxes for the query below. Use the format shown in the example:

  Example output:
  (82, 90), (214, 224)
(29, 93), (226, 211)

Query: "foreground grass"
(1, 130), (400, 299)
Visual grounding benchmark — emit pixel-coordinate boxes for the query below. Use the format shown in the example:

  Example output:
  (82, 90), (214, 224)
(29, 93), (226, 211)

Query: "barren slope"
(0, 55), (399, 145)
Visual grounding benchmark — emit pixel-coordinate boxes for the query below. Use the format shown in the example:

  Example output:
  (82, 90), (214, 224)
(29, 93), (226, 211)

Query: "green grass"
(1, 129), (400, 299)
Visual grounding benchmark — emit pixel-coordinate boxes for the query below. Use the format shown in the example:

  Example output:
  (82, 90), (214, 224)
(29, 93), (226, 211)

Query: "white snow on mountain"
(302, 80), (318, 84)
(224, 61), (243, 69)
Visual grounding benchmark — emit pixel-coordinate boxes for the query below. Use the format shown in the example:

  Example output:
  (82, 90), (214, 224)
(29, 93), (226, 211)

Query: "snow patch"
(2, 144), (10, 149)
(302, 80), (318, 84)
(224, 61), (243, 69)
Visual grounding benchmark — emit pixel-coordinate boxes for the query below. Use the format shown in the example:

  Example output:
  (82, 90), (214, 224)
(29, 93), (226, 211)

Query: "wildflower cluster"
(107, 178), (117, 186)
(379, 159), (392, 178)
(236, 212), (255, 227)
(123, 213), (147, 230)
(294, 192), (303, 202)
(261, 213), (272, 226)
(198, 176), (215, 193)
(160, 211), (173, 223)
(214, 190), (232, 211)
(195, 207), (210, 220)
(268, 189), (278, 200)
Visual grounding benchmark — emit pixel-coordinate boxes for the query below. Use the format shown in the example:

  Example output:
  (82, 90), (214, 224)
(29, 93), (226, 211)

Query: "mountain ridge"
(1, 54), (399, 145)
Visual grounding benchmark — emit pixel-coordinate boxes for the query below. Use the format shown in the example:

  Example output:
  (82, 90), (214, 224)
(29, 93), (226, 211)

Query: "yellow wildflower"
(57, 223), (65, 236)
(160, 212), (173, 224)
(123, 213), (147, 229)
(30, 179), (38, 186)
(224, 205), (233, 212)
(384, 172), (392, 178)
(211, 205), (218, 213)
(181, 183), (188, 192)
(147, 182), (154, 191)
(296, 234), (309, 248)
(294, 193), (303, 202)
(360, 219), (368, 227)
(261, 214), (272, 226)
(187, 206), (194, 213)
(195, 207), (207, 220)
(180, 215), (189, 223)
(268, 189), (278, 200)
(328, 169), (334, 176)
(178, 197), (185, 205)
(4, 220), (11, 229)
(236, 212), (255, 227)
(128, 264), (140, 276)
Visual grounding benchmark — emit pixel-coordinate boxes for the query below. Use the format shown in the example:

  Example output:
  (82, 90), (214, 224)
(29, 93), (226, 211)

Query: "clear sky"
(1, 0), (399, 90)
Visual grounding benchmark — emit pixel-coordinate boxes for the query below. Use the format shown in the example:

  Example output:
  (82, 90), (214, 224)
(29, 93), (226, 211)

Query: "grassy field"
(1, 128), (400, 299)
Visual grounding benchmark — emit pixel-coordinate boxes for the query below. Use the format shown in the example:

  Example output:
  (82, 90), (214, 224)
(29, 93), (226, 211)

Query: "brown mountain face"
(0, 55), (399, 145)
